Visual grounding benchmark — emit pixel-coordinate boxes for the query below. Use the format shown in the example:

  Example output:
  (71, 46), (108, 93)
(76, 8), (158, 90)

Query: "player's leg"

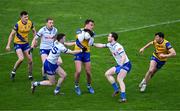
(84, 61), (94, 94)
(54, 66), (67, 95)
(105, 66), (119, 97)
(117, 69), (127, 102)
(10, 48), (24, 80)
(24, 49), (33, 80)
(31, 74), (56, 93)
(140, 60), (158, 92)
(74, 60), (82, 95)
(41, 53), (48, 80)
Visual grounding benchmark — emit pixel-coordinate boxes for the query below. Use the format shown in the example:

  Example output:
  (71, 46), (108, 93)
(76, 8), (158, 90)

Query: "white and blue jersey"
(44, 40), (70, 75)
(35, 26), (58, 55)
(106, 42), (131, 73)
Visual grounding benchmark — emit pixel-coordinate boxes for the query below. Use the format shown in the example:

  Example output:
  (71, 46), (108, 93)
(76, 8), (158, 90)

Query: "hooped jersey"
(35, 26), (57, 49)
(106, 42), (129, 65)
(13, 20), (34, 44)
(153, 39), (172, 61)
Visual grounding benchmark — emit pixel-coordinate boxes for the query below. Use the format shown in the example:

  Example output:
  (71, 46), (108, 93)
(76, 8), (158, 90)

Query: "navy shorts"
(14, 43), (30, 51)
(115, 62), (132, 74)
(151, 56), (166, 69)
(74, 52), (90, 62)
(40, 49), (51, 55)
(44, 59), (58, 75)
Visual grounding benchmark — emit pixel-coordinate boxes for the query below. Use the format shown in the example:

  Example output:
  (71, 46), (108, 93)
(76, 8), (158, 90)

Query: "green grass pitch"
(0, 0), (180, 110)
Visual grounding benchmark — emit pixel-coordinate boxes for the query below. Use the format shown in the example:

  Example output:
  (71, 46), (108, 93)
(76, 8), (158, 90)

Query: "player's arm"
(93, 43), (107, 48)
(31, 22), (36, 37)
(31, 35), (39, 48)
(65, 49), (82, 55)
(57, 56), (63, 65)
(64, 42), (76, 46)
(76, 34), (87, 51)
(159, 43), (176, 58)
(119, 53), (126, 66)
(139, 41), (153, 54)
(6, 29), (16, 51)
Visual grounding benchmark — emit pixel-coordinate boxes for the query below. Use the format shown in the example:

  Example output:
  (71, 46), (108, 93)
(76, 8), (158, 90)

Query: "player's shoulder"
(76, 28), (83, 34)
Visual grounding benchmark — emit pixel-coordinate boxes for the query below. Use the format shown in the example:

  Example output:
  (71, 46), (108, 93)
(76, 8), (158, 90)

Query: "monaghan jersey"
(13, 20), (34, 44)
(106, 42), (129, 65)
(47, 40), (70, 64)
(35, 26), (57, 49)
(153, 39), (172, 61)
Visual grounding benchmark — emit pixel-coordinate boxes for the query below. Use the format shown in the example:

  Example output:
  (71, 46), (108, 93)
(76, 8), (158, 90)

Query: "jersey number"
(52, 46), (58, 54)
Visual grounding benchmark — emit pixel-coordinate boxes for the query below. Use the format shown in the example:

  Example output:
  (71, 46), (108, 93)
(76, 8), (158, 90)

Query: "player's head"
(84, 19), (94, 31)
(46, 18), (54, 29)
(108, 32), (118, 42)
(20, 11), (28, 23)
(155, 32), (164, 43)
(56, 33), (66, 43)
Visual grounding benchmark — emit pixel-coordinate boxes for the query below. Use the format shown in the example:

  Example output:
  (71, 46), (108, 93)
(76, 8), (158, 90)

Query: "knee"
(28, 58), (33, 64)
(105, 72), (110, 78)
(18, 57), (24, 62)
(148, 69), (155, 74)
(62, 72), (67, 79)
(50, 80), (56, 85)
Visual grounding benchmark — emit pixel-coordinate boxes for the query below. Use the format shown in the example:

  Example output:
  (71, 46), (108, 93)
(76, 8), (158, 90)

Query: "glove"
(82, 47), (87, 52)
(84, 29), (94, 37)
(28, 48), (33, 55)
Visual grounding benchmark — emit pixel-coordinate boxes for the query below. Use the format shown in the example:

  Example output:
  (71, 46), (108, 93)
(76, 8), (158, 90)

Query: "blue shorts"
(14, 43), (30, 51)
(44, 59), (58, 75)
(74, 52), (90, 62)
(151, 56), (166, 69)
(115, 62), (132, 74)
(40, 49), (51, 55)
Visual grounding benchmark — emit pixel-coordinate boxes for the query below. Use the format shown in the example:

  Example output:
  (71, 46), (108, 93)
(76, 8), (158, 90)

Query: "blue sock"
(112, 82), (119, 91)
(120, 92), (126, 99)
(55, 86), (60, 90)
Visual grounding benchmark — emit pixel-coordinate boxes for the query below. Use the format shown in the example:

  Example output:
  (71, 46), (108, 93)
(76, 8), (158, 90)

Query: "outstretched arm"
(65, 49), (82, 55)
(139, 41), (153, 54)
(93, 43), (107, 48)
(64, 42), (76, 46)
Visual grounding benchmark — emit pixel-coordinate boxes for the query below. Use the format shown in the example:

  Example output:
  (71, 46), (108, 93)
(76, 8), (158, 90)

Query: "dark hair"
(155, 32), (164, 38)
(85, 19), (94, 25)
(111, 32), (118, 41)
(46, 17), (53, 22)
(56, 33), (65, 41)
(20, 11), (28, 16)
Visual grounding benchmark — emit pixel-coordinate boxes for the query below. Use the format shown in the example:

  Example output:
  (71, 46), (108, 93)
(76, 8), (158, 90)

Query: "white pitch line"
(0, 19), (180, 56)
(96, 19), (180, 37)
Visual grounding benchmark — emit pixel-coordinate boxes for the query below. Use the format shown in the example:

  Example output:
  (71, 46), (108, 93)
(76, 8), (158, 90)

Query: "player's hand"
(82, 47), (87, 52)
(6, 46), (11, 51)
(28, 47), (33, 55)
(159, 53), (166, 58)
(139, 48), (144, 54)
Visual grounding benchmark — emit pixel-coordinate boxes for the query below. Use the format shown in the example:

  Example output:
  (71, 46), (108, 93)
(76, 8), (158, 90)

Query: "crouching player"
(31, 33), (82, 95)
(94, 32), (132, 102)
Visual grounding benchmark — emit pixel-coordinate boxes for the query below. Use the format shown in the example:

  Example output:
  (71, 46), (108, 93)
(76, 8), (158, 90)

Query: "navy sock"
(120, 92), (126, 99)
(55, 86), (60, 90)
(112, 82), (119, 91)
